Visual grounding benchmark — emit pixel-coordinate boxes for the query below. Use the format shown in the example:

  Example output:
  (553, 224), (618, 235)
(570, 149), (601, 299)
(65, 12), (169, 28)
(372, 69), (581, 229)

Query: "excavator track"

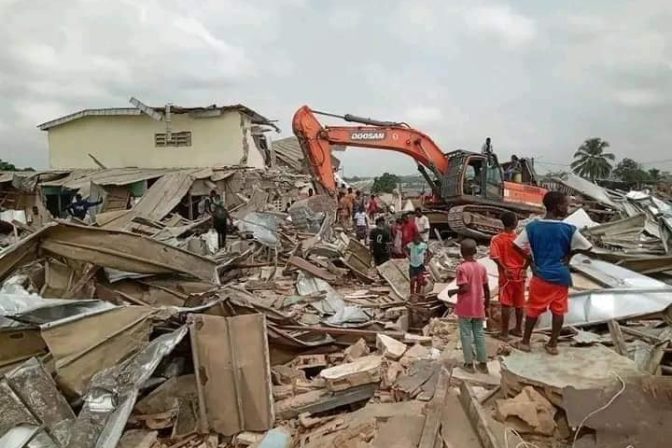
(447, 204), (512, 240)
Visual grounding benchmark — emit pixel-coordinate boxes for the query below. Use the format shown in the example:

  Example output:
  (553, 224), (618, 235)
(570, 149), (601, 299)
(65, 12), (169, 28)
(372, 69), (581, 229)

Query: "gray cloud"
(1, 0), (671, 174)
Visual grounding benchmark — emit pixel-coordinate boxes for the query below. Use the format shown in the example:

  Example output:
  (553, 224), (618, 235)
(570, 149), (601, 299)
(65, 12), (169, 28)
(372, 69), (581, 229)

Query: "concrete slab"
(501, 344), (646, 405)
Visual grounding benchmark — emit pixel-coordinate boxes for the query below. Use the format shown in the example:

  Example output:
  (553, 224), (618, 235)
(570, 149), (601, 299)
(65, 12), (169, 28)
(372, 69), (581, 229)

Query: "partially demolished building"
(0, 123), (671, 448)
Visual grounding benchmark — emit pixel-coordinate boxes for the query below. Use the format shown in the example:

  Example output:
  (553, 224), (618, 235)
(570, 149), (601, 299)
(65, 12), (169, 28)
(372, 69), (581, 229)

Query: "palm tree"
(571, 138), (615, 181)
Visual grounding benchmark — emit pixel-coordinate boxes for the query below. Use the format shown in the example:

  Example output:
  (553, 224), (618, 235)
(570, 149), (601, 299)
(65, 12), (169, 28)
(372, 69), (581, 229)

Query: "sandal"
(544, 344), (559, 356)
(509, 329), (523, 337)
(494, 333), (511, 342)
(512, 341), (531, 352)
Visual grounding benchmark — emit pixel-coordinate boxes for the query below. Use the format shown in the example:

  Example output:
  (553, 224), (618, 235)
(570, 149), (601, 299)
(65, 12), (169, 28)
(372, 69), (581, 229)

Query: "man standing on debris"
(414, 207), (430, 242)
(345, 188), (356, 223)
(513, 191), (592, 355)
(369, 216), (391, 265)
(66, 194), (102, 221)
(390, 218), (405, 258)
(405, 232), (432, 296)
(490, 212), (527, 340)
(206, 190), (233, 250)
(401, 213), (419, 250)
(367, 194), (379, 220)
(337, 192), (351, 228)
(448, 239), (490, 374)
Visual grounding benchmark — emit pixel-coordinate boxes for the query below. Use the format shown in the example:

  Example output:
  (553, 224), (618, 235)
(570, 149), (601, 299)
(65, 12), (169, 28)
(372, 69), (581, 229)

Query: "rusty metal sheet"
(40, 223), (218, 283)
(5, 358), (75, 446)
(40, 306), (155, 398)
(189, 313), (274, 436)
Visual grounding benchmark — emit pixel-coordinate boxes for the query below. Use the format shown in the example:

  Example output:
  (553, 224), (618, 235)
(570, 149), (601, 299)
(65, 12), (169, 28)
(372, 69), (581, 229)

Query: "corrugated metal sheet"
(40, 168), (175, 190)
(272, 137), (340, 173)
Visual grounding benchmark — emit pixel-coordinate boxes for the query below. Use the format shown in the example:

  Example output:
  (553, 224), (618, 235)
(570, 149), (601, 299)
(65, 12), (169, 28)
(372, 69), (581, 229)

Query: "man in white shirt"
(415, 208), (430, 242)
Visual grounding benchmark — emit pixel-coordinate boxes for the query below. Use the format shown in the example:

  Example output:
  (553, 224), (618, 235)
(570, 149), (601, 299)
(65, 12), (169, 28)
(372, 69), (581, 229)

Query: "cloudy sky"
(1, 0), (671, 176)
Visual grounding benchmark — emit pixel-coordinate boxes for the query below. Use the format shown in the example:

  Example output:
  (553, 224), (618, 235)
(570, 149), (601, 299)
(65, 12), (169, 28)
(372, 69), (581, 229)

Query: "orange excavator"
(292, 105), (547, 239)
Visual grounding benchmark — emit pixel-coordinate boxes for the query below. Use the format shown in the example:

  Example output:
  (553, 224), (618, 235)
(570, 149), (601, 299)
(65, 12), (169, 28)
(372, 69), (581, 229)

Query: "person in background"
(448, 239), (490, 374)
(481, 137), (493, 155)
(337, 192), (350, 228)
(354, 190), (365, 220)
(206, 190), (233, 250)
(339, 183), (347, 195)
(308, 188), (314, 197)
(490, 212), (527, 340)
(414, 207), (430, 242)
(405, 232), (432, 296)
(345, 187), (356, 223)
(66, 194), (103, 221)
(369, 216), (391, 265)
(513, 191), (592, 355)
(391, 218), (405, 258)
(504, 155), (521, 181)
(401, 213), (419, 250)
(354, 206), (369, 243)
(367, 194), (380, 221)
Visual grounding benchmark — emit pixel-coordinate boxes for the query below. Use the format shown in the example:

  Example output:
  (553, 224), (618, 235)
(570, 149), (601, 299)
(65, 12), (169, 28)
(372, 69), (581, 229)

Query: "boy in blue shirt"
(513, 191), (592, 355)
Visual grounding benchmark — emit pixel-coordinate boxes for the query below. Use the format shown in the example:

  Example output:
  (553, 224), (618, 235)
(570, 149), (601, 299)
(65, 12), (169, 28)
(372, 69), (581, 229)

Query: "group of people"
(448, 191), (592, 374)
(337, 187), (381, 232)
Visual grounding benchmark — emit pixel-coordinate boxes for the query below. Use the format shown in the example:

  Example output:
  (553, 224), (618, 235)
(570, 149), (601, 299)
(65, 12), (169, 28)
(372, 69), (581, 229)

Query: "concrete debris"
(376, 333), (407, 360)
(0, 164), (671, 448)
(495, 386), (556, 435)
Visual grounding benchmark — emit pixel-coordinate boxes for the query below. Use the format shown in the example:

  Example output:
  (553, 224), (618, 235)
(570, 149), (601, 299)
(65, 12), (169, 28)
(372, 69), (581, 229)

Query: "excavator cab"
(441, 151), (504, 202)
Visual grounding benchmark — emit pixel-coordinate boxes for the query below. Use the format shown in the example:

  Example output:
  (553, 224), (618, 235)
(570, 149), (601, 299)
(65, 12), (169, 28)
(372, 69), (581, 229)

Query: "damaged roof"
(37, 103), (278, 131)
(273, 136), (341, 173)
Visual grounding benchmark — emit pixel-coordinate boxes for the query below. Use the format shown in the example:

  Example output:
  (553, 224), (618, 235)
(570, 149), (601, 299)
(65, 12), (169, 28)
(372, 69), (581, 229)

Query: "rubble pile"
(0, 168), (671, 447)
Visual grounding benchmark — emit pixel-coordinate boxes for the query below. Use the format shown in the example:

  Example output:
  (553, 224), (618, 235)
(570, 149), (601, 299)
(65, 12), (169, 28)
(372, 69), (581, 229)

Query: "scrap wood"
(189, 313), (274, 436)
(288, 256), (338, 282)
(278, 325), (405, 340)
(607, 320), (628, 356)
(458, 381), (500, 448)
(417, 367), (450, 448)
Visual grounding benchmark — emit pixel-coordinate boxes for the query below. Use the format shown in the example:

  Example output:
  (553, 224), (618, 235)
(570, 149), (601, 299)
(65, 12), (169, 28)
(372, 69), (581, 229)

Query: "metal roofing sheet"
(40, 168), (176, 190)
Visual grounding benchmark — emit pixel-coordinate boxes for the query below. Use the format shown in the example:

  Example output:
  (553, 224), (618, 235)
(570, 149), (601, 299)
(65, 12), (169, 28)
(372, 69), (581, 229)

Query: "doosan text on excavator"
(292, 105), (548, 239)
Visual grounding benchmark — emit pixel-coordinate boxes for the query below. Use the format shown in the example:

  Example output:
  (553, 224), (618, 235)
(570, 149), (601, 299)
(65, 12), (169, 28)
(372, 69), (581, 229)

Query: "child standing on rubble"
(449, 239), (490, 374)
(405, 233), (432, 296)
(490, 212), (527, 340)
(513, 191), (592, 355)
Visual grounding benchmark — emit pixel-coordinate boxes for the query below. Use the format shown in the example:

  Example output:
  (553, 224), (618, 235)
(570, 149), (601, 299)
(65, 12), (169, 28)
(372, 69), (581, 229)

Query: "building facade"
(39, 103), (276, 169)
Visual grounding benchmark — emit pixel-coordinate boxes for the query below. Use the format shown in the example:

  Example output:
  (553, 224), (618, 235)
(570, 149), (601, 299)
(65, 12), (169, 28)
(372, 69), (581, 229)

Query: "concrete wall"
(47, 111), (266, 169)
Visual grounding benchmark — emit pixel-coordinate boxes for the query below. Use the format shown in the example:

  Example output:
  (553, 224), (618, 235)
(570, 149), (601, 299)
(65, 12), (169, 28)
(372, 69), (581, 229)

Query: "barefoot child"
(405, 233), (431, 296)
(449, 239), (490, 373)
(513, 191), (592, 355)
(490, 212), (527, 340)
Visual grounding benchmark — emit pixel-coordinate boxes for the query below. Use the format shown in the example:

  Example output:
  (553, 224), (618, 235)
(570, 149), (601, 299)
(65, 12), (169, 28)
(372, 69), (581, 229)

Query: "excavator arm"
(292, 105), (448, 194)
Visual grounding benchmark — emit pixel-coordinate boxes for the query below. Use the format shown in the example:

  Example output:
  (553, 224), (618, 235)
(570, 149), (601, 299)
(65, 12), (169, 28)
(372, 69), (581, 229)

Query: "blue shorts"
(409, 265), (425, 279)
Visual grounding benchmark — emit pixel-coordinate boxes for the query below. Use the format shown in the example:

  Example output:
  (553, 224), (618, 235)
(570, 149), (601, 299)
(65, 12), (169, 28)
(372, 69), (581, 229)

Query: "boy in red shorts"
(513, 191), (592, 355)
(490, 212), (527, 340)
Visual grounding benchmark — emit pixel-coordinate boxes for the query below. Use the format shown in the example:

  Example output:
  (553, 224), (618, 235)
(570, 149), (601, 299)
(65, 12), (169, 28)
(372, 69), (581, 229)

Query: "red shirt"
(455, 260), (488, 319)
(490, 231), (527, 283)
(401, 220), (418, 247)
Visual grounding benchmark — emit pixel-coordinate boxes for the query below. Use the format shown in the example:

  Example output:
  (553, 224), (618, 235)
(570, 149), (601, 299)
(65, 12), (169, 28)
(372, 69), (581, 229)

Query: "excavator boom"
(292, 105), (448, 194)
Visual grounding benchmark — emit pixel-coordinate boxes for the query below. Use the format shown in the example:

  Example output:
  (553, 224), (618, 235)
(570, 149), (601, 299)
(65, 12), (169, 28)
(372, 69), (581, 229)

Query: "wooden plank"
(607, 320), (628, 356)
(277, 325), (404, 339)
(275, 384), (377, 419)
(287, 256), (337, 282)
(458, 381), (501, 448)
(418, 367), (449, 448)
